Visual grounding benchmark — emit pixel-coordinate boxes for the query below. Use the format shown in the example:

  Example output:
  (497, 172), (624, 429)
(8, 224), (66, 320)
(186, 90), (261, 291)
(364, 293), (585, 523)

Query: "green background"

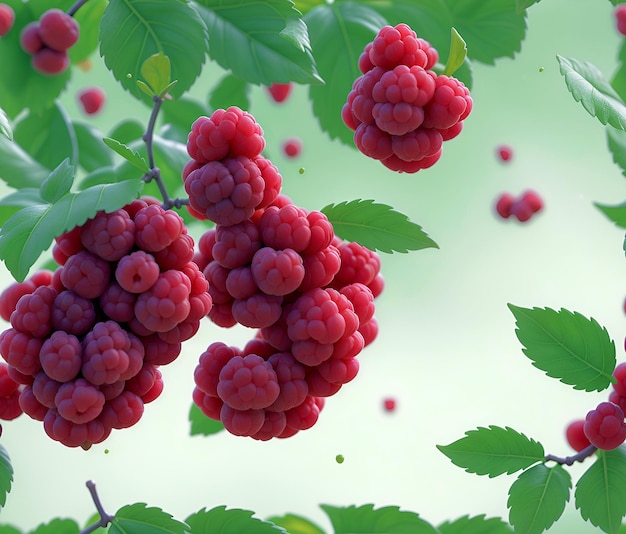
(1, 0), (626, 532)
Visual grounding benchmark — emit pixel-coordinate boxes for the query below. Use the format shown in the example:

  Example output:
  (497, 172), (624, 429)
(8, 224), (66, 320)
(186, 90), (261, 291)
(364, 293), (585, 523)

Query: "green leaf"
(141, 52), (172, 97)
(0, 188), (43, 228)
(103, 138), (150, 174)
(69, 0), (107, 64)
(100, 0), (207, 100)
(78, 167), (119, 190)
(0, 526), (22, 534)
(108, 119), (145, 145)
(305, 2), (386, 144)
(320, 504), (437, 534)
(0, 136), (50, 189)
(507, 463), (571, 534)
(321, 199), (438, 253)
(73, 122), (114, 173)
(194, 0), (322, 86)
(606, 126), (626, 178)
(39, 158), (73, 204)
(436, 426), (545, 478)
(438, 515), (513, 534)
(189, 403), (224, 436)
(575, 447), (626, 534)
(209, 73), (250, 111)
(28, 519), (79, 534)
(265, 514), (325, 534)
(0, 444), (12, 509)
(110, 503), (187, 534)
(0, 173), (143, 282)
(516, 0), (541, 13)
(558, 55), (626, 131)
(0, 109), (12, 141)
(508, 304), (616, 392)
(13, 101), (78, 170)
(185, 506), (287, 533)
(443, 27), (467, 77)
(594, 201), (626, 228)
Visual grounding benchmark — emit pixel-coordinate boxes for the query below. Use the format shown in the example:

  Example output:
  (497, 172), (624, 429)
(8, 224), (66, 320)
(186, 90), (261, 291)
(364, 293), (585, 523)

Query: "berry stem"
(67, 0), (91, 17)
(544, 444), (597, 466)
(80, 480), (114, 533)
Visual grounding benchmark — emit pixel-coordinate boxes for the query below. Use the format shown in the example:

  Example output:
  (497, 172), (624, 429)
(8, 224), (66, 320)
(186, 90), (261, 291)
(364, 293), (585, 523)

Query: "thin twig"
(80, 480), (114, 534)
(544, 444), (597, 466)
(67, 0), (91, 17)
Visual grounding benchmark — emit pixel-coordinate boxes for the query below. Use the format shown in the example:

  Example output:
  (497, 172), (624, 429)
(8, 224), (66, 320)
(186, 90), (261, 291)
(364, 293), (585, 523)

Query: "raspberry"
(331, 331), (365, 360)
(50, 290), (95, 336)
(141, 333), (181, 366)
(520, 190), (543, 214)
(359, 316), (379, 346)
(80, 210), (135, 262)
(182, 262), (212, 318)
(78, 87), (105, 115)
(32, 48), (70, 75)
(0, 389), (22, 421)
(99, 380), (125, 401)
(186, 107), (265, 162)
(134, 204), (185, 252)
(20, 22), (43, 54)
(217, 354), (280, 410)
(225, 266), (257, 300)
(194, 342), (239, 397)
(55, 378), (105, 424)
(282, 138), (302, 158)
(60, 251), (110, 299)
(259, 204), (311, 252)
(140, 369), (163, 403)
(368, 273), (385, 298)
(99, 283), (136, 323)
(251, 410), (287, 441)
(265, 352), (308, 412)
(440, 122), (463, 141)
(510, 200), (534, 223)
(423, 75), (472, 130)
(220, 404), (265, 436)
(354, 124), (393, 160)
(193, 387), (223, 420)
(125, 363), (159, 398)
(19, 386), (47, 421)
(496, 144), (513, 162)
(291, 339), (333, 367)
(616, 4), (626, 36)
(614, 362), (626, 397)
(391, 128), (443, 163)
(251, 247), (305, 296)
(369, 24), (437, 70)
(317, 356), (359, 385)
(204, 261), (232, 305)
(134, 270), (191, 332)
(333, 241), (381, 288)
(208, 302), (236, 328)
(40, 331), (82, 382)
(0, 363), (19, 397)
(153, 233), (195, 271)
(44, 409), (109, 448)
(115, 252), (158, 294)
(38, 9), (79, 51)
(123, 197), (160, 219)
(255, 156), (282, 209)
(213, 220), (262, 269)
(349, 67), (385, 126)
(11, 285), (57, 338)
(0, 279), (37, 322)
(55, 226), (83, 257)
(495, 193), (515, 219)
(32, 372), (61, 408)
(259, 311), (292, 351)
(583, 401), (626, 450)
(242, 337), (278, 359)
(98, 391), (144, 429)
(157, 319), (200, 343)
(231, 292), (283, 329)
(284, 395), (322, 431)
(119, 333), (144, 381)
(7, 366), (33, 385)
(381, 150), (441, 173)
(340, 283), (375, 325)
(383, 397), (396, 412)
(81, 321), (133, 385)
(358, 43), (374, 74)
(305, 211), (335, 254)
(266, 83), (292, 103)
(194, 228), (216, 271)
(566, 419), (592, 452)
(185, 157), (265, 226)
(0, 4), (14, 37)
(305, 368), (342, 397)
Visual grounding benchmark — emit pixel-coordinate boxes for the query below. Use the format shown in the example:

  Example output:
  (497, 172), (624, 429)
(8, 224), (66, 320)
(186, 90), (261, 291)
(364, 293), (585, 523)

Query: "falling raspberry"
(78, 87), (106, 115)
(496, 144), (513, 162)
(383, 397), (396, 412)
(0, 4), (15, 37)
(494, 190), (543, 223)
(266, 83), (293, 103)
(616, 4), (626, 36)
(282, 138), (302, 158)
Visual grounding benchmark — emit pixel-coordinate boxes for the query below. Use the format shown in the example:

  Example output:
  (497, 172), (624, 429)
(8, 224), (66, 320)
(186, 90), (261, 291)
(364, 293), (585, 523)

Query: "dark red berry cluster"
(495, 190), (543, 222)
(0, 199), (211, 448)
(186, 107), (384, 440)
(20, 8), (79, 75)
(342, 23), (472, 173)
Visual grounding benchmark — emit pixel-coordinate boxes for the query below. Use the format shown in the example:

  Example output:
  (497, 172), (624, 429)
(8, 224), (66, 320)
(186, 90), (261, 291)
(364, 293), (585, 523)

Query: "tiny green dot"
(104, 449), (110, 454)
(539, 66), (544, 72)
(335, 454), (344, 464)
(298, 167), (305, 175)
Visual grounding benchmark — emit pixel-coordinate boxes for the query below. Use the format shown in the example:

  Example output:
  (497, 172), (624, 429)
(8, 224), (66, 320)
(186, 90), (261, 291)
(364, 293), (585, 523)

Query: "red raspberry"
(194, 342), (239, 397)
(340, 283), (375, 325)
(32, 48), (70, 75)
(99, 380), (125, 402)
(610, 390), (626, 415)
(331, 331), (365, 360)
(291, 339), (333, 367)
(265, 352), (308, 412)
(381, 151), (441, 173)
(0, 278), (37, 322)
(181, 262), (212, 317)
(566, 419), (592, 452)
(259, 311), (292, 352)
(391, 128), (443, 163)
(55, 378), (104, 424)
(496, 144), (513, 162)
(369, 24), (438, 70)
(186, 107), (265, 162)
(368, 273), (385, 298)
(11, 285), (57, 338)
(43, 409), (109, 448)
(122, 197), (161, 219)
(305, 211), (334, 254)
(259, 204), (311, 252)
(226, 266), (257, 300)
(153, 233), (195, 271)
(251, 247), (305, 296)
(242, 338), (278, 359)
(185, 157), (265, 226)
(359, 316), (379, 346)
(60, 251), (110, 299)
(98, 391), (144, 429)
(439, 122), (464, 141)
(193, 387), (223, 420)
(317, 356), (359, 385)
(282, 138), (302, 158)
(157, 318), (200, 344)
(100, 282), (136, 323)
(19, 386), (47, 421)
(213, 220), (262, 269)
(135, 270), (191, 332)
(204, 261), (231, 305)
(358, 43), (374, 74)
(81, 321), (133, 385)
(50, 290), (96, 336)
(115, 251), (160, 294)
(141, 334), (181, 366)
(266, 83), (292, 103)
(231, 292), (283, 329)
(423, 75), (472, 130)
(194, 228), (216, 271)
(125, 363), (159, 398)
(520, 190), (543, 214)
(348, 67), (385, 126)
(217, 354), (280, 410)
(510, 200), (534, 223)
(80, 209), (135, 261)
(78, 87), (105, 115)
(332, 241), (381, 288)
(0, 389), (23, 421)
(140, 369), (163, 403)
(583, 401), (626, 450)
(495, 193), (515, 219)
(7, 366), (33, 385)
(613, 362), (626, 397)
(383, 397), (396, 412)
(32, 372), (61, 408)
(0, 363), (19, 397)
(616, 4), (626, 36)
(255, 156), (282, 209)
(134, 204), (185, 252)
(55, 226), (84, 257)
(38, 9), (79, 51)
(284, 395), (322, 431)
(0, 4), (14, 37)
(354, 124), (392, 161)
(305, 368), (342, 397)
(220, 404), (265, 436)
(40, 331), (82, 382)
(251, 410), (287, 441)
(20, 22), (43, 54)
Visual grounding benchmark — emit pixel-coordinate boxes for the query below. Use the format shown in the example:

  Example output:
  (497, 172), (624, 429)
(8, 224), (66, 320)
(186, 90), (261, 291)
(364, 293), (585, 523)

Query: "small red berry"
(520, 190), (543, 213)
(32, 48), (70, 75)
(510, 200), (534, 223)
(583, 401), (626, 451)
(383, 397), (396, 412)
(495, 193), (514, 219)
(282, 138), (302, 158)
(20, 22), (43, 54)
(0, 4), (15, 37)
(266, 83), (292, 103)
(38, 8), (79, 52)
(615, 4), (626, 36)
(566, 419), (591, 452)
(496, 144), (513, 162)
(78, 87), (106, 115)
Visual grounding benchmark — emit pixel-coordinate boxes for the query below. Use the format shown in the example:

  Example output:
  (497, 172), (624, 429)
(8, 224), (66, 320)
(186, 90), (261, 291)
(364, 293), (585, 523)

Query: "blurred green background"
(2, 1), (626, 532)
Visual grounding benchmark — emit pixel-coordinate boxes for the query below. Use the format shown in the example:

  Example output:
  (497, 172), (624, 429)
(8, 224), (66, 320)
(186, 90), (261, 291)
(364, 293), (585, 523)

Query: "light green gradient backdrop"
(1, 1), (625, 532)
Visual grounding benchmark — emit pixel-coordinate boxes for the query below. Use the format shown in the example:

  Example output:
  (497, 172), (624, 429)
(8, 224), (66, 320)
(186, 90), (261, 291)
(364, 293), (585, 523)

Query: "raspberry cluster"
(187, 108), (384, 440)
(342, 23), (472, 173)
(19, 8), (79, 75)
(0, 199), (211, 448)
(495, 190), (543, 222)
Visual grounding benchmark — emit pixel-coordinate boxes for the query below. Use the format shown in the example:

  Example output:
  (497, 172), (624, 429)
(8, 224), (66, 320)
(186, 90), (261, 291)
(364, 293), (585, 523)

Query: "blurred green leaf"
(266, 513), (326, 534)
(0, 109), (12, 141)
(108, 119), (145, 145)
(594, 201), (626, 228)
(508, 304), (616, 392)
(438, 514), (513, 534)
(0, 526), (22, 534)
(607, 126), (626, 177)
(161, 97), (211, 135)
(69, 0), (107, 64)
(28, 519), (79, 534)
(516, 0), (542, 12)
(186, 507), (287, 533)
(320, 504), (437, 533)
(0, 136), (50, 189)
(209, 73), (250, 111)
(0, 444), (12, 509)
(189, 403), (224, 436)
(73, 122), (114, 173)
(110, 503), (188, 534)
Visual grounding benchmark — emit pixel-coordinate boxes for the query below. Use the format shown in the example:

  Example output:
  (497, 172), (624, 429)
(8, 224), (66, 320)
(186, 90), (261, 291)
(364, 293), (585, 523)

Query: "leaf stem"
(545, 444), (597, 465)
(67, 0), (91, 17)
(80, 480), (114, 534)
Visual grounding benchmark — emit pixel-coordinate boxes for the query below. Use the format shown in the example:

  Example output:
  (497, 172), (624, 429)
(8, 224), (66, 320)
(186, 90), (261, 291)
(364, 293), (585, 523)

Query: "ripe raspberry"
(81, 321), (133, 385)
(495, 193), (515, 219)
(141, 333), (181, 366)
(7, 365), (33, 386)
(359, 316), (379, 346)
(583, 401), (626, 450)
(520, 190), (543, 214)
(99, 380), (125, 402)
(284, 395), (322, 431)
(354, 124), (392, 160)
(259, 204), (311, 252)
(255, 156), (282, 209)
(78, 87), (105, 115)
(331, 331), (365, 360)
(391, 128), (443, 163)
(99, 283), (135, 323)
(115, 251), (160, 294)
(265, 352), (308, 412)
(80, 210), (135, 261)
(204, 261), (231, 305)
(122, 197), (160, 219)
(347, 67), (385, 126)
(187, 107), (265, 162)
(32, 48), (70, 75)
(40, 331), (82, 382)
(291, 339), (333, 367)
(383, 397), (396, 412)
(213, 220), (262, 269)
(332, 241), (381, 288)
(510, 200), (534, 223)
(140, 369), (163, 403)
(134, 270), (191, 332)
(38, 9), (79, 51)
(209, 302), (236, 328)
(381, 151), (441, 173)
(251, 247), (305, 296)
(368, 273), (385, 298)
(0, 4), (14, 37)
(231, 292), (283, 329)
(50, 290), (96, 336)
(317, 356), (359, 385)
(0, 278), (37, 322)
(134, 204), (185, 252)
(11, 285), (57, 338)
(19, 386), (47, 421)
(282, 138), (302, 158)
(305, 368), (342, 397)
(61, 251), (110, 300)
(496, 144), (513, 162)
(181, 262), (212, 319)
(340, 283), (375, 325)
(194, 228), (216, 271)
(358, 43), (374, 74)
(226, 266), (257, 300)
(55, 378), (104, 424)
(98, 391), (144, 429)
(242, 337), (278, 359)
(439, 122), (464, 141)
(55, 226), (83, 257)
(20, 22), (43, 54)
(614, 362), (626, 397)
(266, 83), (292, 103)
(157, 318), (200, 344)
(0, 363), (19, 397)
(153, 233), (195, 271)
(566, 419), (592, 452)
(369, 24), (438, 70)
(44, 409), (109, 448)
(259, 311), (292, 352)
(0, 389), (23, 421)
(217, 354), (280, 410)
(193, 387), (223, 420)
(125, 363), (159, 398)
(305, 211), (335, 254)
(423, 75), (472, 130)
(194, 342), (239, 397)
(251, 410), (287, 441)
(220, 404), (265, 436)
(616, 4), (626, 36)
(32, 372), (61, 408)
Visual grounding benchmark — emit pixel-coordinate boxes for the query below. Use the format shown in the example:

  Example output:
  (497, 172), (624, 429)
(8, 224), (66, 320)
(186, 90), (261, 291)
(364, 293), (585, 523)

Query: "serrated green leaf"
(0, 178), (143, 282)
(516, 0), (541, 13)
(508, 304), (616, 392)
(607, 126), (626, 178)
(594, 201), (626, 228)
(575, 447), (626, 534)
(108, 120), (145, 145)
(194, 0), (321, 86)
(320, 504), (437, 534)
(507, 463), (571, 534)
(0, 135), (50, 189)
(0, 525), (22, 534)
(209, 73), (250, 111)
(78, 167), (119, 190)
(558, 55), (626, 131)
(438, 514), (513, 534)
(437, 426), (545, 478)
(69, 0), (107, 64)
(443, 27), (467, 77)
(110, 503), (187, 534)
(189, 403), (225, 436)
(136, 80), (155, 99)
(13, 101), (78, 170)
(100, 0), (207, 101)
(103, 138), (150, 174)
(0, 109), (12, 141)
(0, 188), (43, 228)
(28, 519), (79, 534)
(39, 158), (74, 204)
(0, 444), (13, 509)
(186, 506), (287, 533)
(73, 122), (114, 173)
(321, 199), (438, 253)
(141, 52), (172, 97)
(265, 513), (326, 534)
(305, 2), (386, 144)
